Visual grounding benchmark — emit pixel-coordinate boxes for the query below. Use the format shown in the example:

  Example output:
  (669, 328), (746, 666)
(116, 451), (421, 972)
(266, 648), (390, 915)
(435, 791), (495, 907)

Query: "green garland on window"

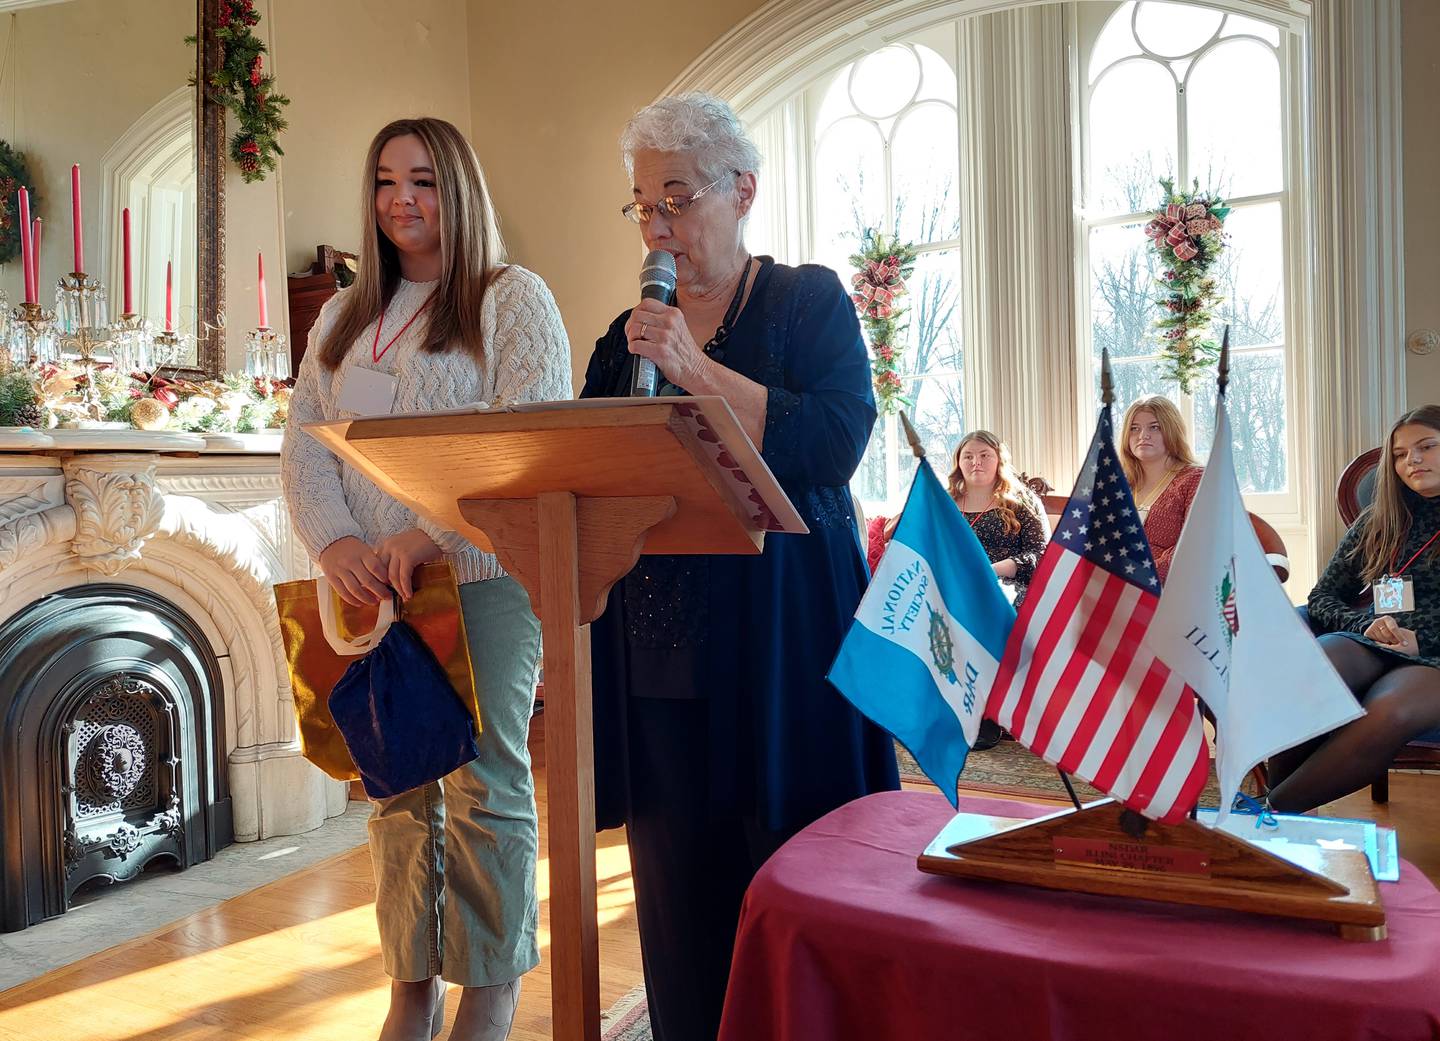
(1143, 177), (1231, 393)
(849, 229), (919, 417)
(188, 0), (290, 183)
(0, 140), (34, 266)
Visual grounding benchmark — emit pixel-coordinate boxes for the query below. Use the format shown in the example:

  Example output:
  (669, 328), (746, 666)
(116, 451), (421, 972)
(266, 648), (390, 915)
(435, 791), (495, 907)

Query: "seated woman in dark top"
(943, 430), (1048, 606)
(579, 90), (899, 1041)
(874, 430), (1046, 605)
(1267, 405), (1440, 812)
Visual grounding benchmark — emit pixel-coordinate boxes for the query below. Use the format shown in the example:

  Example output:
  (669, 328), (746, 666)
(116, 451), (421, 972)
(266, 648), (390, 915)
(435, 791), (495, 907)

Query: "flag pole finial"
(898, 410), (926, 459)
(1100, 348), (1114, 406)
(1217, 324), (1231, 397)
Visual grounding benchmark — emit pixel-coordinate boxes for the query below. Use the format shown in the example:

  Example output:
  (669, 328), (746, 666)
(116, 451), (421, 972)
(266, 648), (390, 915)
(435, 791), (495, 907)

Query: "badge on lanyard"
(338, 366), (399, 417)
(1372, 574), (1415, 615)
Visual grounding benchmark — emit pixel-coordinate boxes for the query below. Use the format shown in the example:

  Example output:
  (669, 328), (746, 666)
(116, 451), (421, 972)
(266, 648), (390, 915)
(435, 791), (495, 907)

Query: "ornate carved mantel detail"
(0, 439), (345, 882)
(63, 455), (165, 575)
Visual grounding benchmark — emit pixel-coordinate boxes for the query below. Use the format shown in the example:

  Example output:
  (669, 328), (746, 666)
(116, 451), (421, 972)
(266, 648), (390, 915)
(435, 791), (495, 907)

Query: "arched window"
(731, 0), (1307, 521)
(1082, 1), (1292, 498)
(747, 30), (964, 509)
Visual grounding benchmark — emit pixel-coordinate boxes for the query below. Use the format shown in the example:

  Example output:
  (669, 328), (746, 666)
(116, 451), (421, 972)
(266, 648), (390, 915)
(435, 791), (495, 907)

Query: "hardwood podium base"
(918, 800), (1387, 940)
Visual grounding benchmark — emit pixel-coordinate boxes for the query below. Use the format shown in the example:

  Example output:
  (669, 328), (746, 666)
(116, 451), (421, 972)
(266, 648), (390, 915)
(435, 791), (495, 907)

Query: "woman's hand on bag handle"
(318, 536), (392, 607)
(375, 528), (444, 601)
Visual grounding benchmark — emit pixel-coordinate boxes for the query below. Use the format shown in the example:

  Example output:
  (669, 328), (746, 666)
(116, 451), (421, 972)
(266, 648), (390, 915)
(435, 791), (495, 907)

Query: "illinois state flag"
(828, 458), (1015, 806)
(1146, 396), (1362, 821)
(988, 407), (1209, 823)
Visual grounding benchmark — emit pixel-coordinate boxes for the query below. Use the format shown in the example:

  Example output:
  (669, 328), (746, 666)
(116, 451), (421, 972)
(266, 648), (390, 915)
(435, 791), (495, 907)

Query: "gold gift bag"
(274, 560), (481, 781)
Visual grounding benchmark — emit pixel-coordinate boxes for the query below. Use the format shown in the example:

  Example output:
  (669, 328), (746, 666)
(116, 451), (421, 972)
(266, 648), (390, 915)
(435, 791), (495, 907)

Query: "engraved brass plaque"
(1053, 837), (1211, 877)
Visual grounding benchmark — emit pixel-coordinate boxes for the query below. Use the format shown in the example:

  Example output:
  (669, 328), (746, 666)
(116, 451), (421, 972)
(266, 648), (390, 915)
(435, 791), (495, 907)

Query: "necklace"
(1134, 465), (1181, 512)
(960, 491), (997, 526)
(700, 255), (752, 362)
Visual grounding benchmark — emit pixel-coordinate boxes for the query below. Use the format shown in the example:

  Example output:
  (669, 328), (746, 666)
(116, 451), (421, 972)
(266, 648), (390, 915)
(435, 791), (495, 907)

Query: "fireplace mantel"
(0, 430), (347, 844)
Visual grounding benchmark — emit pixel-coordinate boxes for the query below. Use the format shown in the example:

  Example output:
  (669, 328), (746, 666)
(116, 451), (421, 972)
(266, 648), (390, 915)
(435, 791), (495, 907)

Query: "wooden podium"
(307, 397), (806, 1041)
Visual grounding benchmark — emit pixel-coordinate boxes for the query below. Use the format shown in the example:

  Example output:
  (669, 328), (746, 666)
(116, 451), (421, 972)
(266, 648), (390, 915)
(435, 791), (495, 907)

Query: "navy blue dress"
(581, 256), (900, 832)
(580, 257), (899, 1041)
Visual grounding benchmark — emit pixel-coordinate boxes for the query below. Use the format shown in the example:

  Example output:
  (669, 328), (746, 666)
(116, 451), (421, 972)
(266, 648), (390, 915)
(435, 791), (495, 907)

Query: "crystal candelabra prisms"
(244, 326), (290, 381)
(148, 327), (196, 372)
(55, 272), (116, 419)
(110, 312), (154, 373)
(6, 299), (58, 368)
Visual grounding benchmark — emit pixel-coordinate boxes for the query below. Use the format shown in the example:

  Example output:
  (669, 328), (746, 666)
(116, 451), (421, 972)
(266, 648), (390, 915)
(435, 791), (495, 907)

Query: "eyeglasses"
(621, 178), (721, 224)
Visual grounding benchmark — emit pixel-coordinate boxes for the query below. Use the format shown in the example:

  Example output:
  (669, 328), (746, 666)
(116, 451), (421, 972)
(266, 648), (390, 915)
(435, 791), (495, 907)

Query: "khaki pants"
(367, 576), (541, 986)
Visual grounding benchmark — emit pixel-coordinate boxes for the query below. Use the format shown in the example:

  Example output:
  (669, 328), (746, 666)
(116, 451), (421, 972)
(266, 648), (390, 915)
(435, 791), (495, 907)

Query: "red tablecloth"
(719, 791), (1440, 1041)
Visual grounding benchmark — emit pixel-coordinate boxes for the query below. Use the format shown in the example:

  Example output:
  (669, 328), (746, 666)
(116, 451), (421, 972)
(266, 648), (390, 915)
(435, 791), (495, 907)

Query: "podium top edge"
(311, 397), (742, 441)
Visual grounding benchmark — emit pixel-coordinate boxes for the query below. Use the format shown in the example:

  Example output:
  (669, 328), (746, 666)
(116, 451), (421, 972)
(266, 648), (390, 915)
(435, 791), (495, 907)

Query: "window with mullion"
(801, 33), (965, 513)
(1081, 0), (1291, 496)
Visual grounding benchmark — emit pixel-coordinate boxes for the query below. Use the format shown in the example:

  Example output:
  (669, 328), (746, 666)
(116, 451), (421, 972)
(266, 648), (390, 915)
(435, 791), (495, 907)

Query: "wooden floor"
(2, 719), (1438, 1040)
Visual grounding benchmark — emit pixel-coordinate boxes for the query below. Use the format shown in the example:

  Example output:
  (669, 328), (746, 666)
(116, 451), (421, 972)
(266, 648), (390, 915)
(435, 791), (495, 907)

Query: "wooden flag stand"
(912, 340), (1384, 943)
(918, 799), (1386, 940)
(307, 397), (805, 1041)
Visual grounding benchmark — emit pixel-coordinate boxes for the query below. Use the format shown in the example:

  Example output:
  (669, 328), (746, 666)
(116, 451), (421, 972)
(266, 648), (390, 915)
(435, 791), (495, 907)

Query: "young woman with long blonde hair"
(1119, 395), (1203, 583)
(282, 117), (571, 1041)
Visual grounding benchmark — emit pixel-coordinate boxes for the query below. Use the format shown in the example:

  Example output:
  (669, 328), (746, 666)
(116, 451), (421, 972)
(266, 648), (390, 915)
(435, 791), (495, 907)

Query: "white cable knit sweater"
(281, 265), (573, 584)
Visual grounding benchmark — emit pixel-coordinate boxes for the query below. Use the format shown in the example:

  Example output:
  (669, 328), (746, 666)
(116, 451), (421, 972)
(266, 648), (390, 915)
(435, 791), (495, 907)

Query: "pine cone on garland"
(12, 401), (44, 428)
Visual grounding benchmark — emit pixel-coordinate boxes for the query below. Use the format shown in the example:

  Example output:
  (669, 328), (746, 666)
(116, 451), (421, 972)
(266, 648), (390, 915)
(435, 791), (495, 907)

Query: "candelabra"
(6, 299), (58, 368)
(110, 312), (154, 373)
(244, 326), (290, 381)
(55, 272), (115, 420)
(149, 327), (196, 372)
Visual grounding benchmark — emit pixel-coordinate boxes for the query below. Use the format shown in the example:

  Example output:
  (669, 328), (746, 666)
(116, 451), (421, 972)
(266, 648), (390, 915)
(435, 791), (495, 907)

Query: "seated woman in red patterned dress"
(1118, 395), (1203, 585)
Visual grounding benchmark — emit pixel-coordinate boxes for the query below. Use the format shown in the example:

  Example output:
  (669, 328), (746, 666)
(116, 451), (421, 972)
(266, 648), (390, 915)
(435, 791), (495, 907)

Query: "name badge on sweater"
(338, 366), (398, 417)
(1372, 574), (1414, 615)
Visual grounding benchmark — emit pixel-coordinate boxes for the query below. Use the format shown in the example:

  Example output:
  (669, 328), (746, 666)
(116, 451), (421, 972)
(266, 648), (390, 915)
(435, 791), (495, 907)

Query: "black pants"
(624, 697), (792, 1041)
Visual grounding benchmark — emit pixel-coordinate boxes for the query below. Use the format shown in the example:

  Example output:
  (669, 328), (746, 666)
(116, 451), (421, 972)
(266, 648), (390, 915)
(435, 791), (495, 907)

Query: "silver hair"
(620, 92), (763, 191)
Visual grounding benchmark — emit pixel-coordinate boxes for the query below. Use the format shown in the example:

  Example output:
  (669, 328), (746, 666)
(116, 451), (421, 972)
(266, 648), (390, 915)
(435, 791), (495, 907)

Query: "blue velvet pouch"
(327, 606), (479, 800)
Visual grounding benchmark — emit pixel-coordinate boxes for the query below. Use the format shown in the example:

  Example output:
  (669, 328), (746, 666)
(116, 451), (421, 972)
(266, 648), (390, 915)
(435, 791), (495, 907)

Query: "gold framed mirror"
(0, 0), (226, 376)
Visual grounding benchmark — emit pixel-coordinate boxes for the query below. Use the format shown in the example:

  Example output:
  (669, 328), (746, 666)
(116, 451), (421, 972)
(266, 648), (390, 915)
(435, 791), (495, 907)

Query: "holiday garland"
(189, 0), (290, 183)
(0, 140), (34, 266)
(1143, 177), (1230, 392)
(4, 362), (291, 433)
(849, 229), (919, 416)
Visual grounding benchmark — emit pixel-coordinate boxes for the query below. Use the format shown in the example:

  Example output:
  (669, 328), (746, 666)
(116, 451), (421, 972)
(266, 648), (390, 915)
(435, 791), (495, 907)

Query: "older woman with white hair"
(580, 92), (899, 1041)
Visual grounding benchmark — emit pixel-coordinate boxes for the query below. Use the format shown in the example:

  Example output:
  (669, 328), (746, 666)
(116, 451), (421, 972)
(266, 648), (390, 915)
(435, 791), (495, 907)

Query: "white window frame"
(1074, 1), (1307, 528)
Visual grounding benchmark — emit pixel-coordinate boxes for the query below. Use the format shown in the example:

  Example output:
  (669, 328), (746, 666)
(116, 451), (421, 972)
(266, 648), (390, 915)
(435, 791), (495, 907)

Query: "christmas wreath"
(1143, 177), (1230, 392)
(189, 0), (290, 183)
(0, 140), (34, 267)
(849, 229), (919, 416)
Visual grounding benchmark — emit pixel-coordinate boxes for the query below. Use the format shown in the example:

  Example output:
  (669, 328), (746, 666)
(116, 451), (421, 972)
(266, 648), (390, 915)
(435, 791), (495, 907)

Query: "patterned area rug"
(897, 739), (1257, 806)
(601, 985), (651, 1041)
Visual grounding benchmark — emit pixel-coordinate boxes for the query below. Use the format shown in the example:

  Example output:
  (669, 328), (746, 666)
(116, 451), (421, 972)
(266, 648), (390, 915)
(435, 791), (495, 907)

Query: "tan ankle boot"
(450, 977), (522, 1041)
(378, 977), (446, 1041)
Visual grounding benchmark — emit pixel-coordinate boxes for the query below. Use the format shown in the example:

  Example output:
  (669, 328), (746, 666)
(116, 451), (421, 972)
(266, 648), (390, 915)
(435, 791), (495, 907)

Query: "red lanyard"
(1393, 529), (1440, 577)
(372, 292), (436, 365)
(964, 507), (993, 529)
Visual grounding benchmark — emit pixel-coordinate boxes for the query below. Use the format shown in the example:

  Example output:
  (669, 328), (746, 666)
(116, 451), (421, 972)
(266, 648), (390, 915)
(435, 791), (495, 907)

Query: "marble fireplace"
(0, 429), (347, 932)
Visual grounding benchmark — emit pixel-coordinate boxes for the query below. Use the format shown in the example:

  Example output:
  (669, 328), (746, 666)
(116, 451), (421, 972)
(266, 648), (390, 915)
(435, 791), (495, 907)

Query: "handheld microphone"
(630, 249), (677, 397)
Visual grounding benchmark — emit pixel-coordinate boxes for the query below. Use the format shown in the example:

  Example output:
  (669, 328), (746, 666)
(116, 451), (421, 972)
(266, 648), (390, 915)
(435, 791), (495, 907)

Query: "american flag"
(987, 408), (1208, 823)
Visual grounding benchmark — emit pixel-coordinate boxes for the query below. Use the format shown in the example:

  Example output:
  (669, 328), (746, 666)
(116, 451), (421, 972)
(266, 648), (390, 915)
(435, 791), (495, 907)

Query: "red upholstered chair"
(1332, 447), (1440, 802)
(1338, 447), (1383, 527)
